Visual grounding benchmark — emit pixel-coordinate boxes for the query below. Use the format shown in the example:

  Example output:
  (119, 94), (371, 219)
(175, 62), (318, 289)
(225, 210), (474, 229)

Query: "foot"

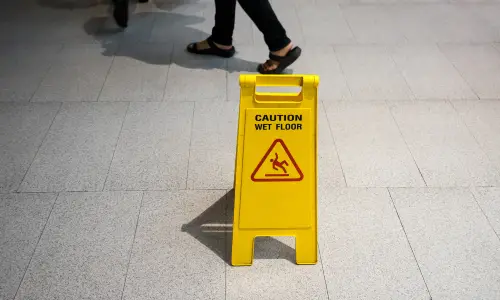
(260, 43), (294, 73)
(191, 40), (233, 51)
(186, 39), (235, 58)
(258, 43), (302, 74)
(113, 0), (128, 28)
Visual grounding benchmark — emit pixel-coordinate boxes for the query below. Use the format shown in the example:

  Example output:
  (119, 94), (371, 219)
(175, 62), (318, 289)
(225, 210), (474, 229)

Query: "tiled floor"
(1, 0), (500, 299)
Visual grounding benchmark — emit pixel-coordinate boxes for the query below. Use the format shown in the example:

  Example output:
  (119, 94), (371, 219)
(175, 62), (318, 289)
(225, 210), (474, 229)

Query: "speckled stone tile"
(19, 102), (128, 192)
(15, 191), (142, 300)
(0, 193), (56, 300)
(391, 188), (500, 300)
(0, 103), (60, 193)
(122, 190), (227, 300)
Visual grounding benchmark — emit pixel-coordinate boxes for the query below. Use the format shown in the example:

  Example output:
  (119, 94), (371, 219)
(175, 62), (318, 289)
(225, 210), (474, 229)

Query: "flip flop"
(258, 46), (302, 74)
(186, 38), (236, 58)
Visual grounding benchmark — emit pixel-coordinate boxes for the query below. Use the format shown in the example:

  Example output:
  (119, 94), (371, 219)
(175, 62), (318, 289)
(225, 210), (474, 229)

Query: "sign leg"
(295, 231), (317, 265)
(231, 232), (254, 266)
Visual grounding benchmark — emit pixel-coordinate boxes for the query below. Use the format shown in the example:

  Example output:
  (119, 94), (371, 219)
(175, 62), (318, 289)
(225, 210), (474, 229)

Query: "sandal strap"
(269, 46), (298, 61)
(206, 38), (217, 49)
(269, 52), (286, 62)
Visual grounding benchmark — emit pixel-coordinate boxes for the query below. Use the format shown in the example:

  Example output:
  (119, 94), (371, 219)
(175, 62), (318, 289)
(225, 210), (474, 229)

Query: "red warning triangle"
(251, 139), (303, 182)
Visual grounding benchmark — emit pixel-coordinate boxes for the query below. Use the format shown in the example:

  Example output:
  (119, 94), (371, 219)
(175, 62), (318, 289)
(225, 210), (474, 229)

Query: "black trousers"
(210, 0), (291, 52)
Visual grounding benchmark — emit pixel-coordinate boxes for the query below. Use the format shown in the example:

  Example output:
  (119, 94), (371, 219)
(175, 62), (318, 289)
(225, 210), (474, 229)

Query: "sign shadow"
(181, 189), (296, 265)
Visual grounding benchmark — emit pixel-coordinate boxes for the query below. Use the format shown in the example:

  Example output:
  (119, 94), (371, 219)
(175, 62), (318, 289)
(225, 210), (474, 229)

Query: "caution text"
(254, 114), (303, 131)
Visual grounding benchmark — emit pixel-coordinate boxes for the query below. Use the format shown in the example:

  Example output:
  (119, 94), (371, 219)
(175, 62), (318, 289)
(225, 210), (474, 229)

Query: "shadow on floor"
(37, 0), (106, 9)
(83, 11), (259, 72)
(181, 189), (296, 265)
(36, 0), (197, 10)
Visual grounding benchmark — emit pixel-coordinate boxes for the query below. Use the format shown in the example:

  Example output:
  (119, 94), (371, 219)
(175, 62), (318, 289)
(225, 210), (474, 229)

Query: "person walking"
(186, 0), (301, 74)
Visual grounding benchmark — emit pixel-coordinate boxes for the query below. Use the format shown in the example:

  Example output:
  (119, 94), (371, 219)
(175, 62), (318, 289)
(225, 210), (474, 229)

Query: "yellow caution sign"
(232, 74), (319, 266)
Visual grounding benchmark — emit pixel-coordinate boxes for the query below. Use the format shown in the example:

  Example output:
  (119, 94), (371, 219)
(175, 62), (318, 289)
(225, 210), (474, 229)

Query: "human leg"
(237, 0), (290, 52)
(186, 0), (237, 58)
(112, 0), (128, 28)
(238, 0), (301, 74)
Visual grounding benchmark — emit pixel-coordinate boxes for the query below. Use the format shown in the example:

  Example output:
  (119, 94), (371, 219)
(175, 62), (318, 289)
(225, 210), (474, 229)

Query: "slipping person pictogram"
(270, 153), (289, 174)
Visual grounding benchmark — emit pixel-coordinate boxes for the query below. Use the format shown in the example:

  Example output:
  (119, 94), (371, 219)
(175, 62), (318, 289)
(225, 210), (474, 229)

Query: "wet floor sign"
(232, 74), (319, 266)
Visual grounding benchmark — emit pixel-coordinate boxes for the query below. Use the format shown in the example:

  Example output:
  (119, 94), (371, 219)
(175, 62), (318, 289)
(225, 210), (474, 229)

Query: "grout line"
(337, 4), (357, 44)
(387, 188), (433, 300)
(160, 44), (175, 102)
(120, 191), (145, 300)
(16, 102), (63, 192)
(318, 244), (331, 300)
(101, 102), (131, 191)
(13, 191), (59, 299)
(386, 100), (428, 187)
(320, 100), (348, 187)
(330, 44), (354, 100)
(468, 188), (500, 242)
(387, 45), (417, 101)
(96, 51), (116, 102)
(185, 102), (197, 189)
(436, 43), (481, 100)
(28, 44), (64, 103)
(8, 186), (500, 195)
(449, 99), (500, 179)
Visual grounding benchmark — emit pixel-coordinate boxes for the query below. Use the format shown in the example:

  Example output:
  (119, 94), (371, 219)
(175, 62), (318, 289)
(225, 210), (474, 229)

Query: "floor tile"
(298, 3), (355, 45)
(187, 101), (239, 189)
(440, 44), (500, 99)
(391, 44), (477, 100)
(318, 188), (429, 300)
(398, 5), (497, 43)
(317, 103), (346, 188)
(0, 44), (61, 102)
(226, 257), (328, 300)
(453, 100), (500, 171)
(19, 102), (128, 192)
(471, 187), (500, 236)
(105, 102), (194, 190)
(123, 190), (226, 300)
(15, 191), (142, 300)
(164, 45), (227, 102)
(0, 193), (56, 300)
(471, 4), (500, 33)
(325, 101), (424, 187)
(342, 5), (407, 44)
(187, 148), (236, 190)
(0, 11), (69, 43)
(0, 103), (60, 193)
(99, 43), (172, 102)
(190, 101), (239, 150)
(390, 188), (500, 300)
(32, 44), (115, 102)
(390, 101), (500, 186)
(334, 45), (413, 101)
(292, 46), (351, 101)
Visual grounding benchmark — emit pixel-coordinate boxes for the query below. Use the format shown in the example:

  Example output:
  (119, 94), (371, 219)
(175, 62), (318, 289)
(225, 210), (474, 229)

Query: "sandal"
(258, 46), (302, 74)
(186, 38), (236, 58)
